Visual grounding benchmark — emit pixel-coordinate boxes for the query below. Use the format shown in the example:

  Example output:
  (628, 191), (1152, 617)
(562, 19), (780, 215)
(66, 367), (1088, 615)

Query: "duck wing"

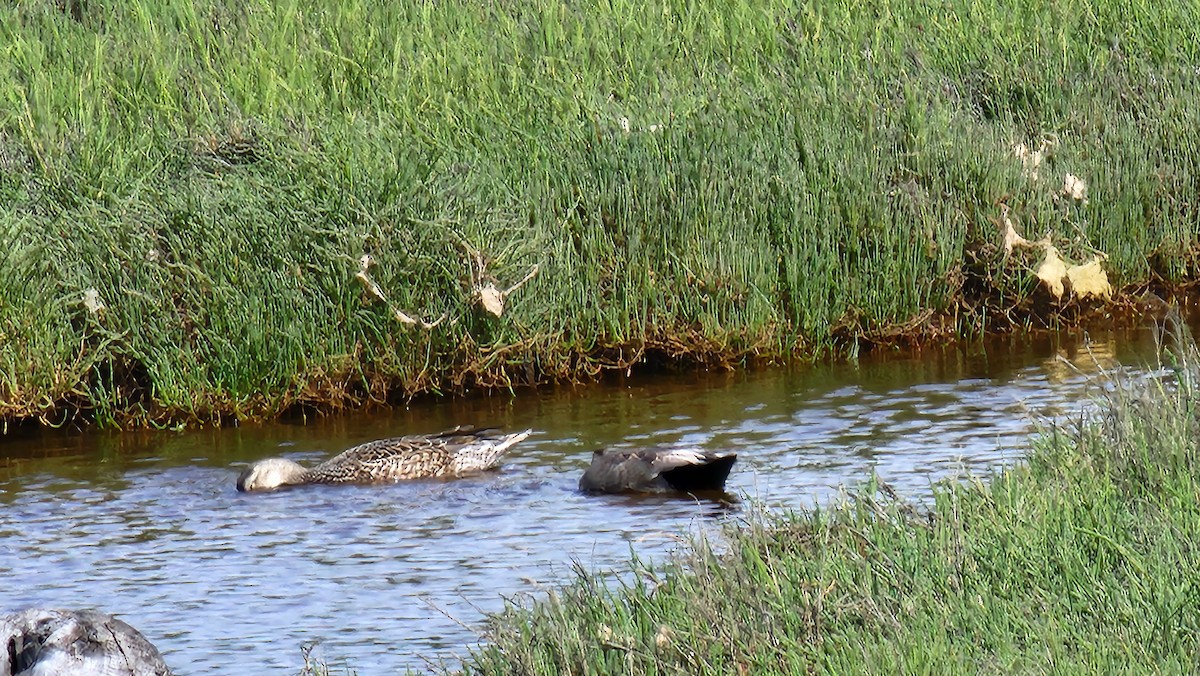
(647, 448), (715, 473)
(578, 449), (650, 492)
(419, 425), (504, 447)
(308, 427), (531, 483)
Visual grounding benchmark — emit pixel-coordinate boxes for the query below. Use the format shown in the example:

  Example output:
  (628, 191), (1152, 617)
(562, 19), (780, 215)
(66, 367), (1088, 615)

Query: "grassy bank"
(3, 0), (1200, 426)
(462, 325), (1200, 673)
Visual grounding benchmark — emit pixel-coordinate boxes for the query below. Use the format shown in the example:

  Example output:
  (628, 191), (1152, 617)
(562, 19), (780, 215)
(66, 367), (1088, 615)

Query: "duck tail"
(452, 429), (532, 474)
(661, 453), (737, 491)
(495, 429), (533, 453)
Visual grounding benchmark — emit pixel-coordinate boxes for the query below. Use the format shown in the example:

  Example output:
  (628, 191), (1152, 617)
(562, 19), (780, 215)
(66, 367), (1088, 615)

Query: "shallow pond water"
(0, 326), (1174, 673)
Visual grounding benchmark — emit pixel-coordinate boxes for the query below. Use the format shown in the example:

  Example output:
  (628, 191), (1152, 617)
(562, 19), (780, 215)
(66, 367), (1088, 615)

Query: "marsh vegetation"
(2, 1), (1198, 426)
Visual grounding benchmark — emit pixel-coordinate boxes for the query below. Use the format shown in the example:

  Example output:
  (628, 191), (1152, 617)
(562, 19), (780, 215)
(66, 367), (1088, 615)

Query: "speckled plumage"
(579, 446), (737, 494)
(236, 426), (532, 491)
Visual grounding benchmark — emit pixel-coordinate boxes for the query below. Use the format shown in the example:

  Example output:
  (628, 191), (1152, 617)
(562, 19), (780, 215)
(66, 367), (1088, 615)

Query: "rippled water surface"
(0, 328), (1170, 673)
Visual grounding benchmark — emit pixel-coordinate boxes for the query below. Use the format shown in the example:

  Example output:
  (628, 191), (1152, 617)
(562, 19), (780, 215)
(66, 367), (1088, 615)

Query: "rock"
(0, 608), (172, 676)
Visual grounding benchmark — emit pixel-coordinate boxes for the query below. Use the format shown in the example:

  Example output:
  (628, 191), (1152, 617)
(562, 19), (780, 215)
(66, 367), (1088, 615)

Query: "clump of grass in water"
(299, 643), (363, 676)
(460, 318), (1200, 674)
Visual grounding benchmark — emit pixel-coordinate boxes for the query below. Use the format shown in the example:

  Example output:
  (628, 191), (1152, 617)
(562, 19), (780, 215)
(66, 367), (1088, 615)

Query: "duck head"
(237, 458), (308, 492)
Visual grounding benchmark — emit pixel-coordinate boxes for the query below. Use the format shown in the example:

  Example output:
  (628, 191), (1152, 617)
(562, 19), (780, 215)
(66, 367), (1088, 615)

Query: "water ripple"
(0, 329), (1164, 673)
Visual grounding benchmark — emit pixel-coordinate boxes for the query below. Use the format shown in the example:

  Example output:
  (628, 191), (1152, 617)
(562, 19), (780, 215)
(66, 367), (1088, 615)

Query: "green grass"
(461, 321), (1200, 673)
(3, 0), (1200, 425)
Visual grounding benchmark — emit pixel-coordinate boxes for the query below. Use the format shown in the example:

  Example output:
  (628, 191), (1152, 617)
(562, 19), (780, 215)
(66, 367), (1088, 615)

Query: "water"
(0, 327), (1170, 673)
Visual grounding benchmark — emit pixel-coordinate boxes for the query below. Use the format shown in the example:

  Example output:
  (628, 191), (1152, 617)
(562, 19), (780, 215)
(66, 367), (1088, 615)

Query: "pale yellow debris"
(1037, 249), (1112, 300)
(391, 307), (422, 326)
(354, 254), (387, 301)
(1062, 173), (1088, 202)
(1037, 246), (1068, 298)
(82, 288), (106, 315)
(654, 625), (674, 649)
(1066, 256), (1111, 299)
(355, 253), (446, 328)
(477, 283), (505, 317)
(999, 204), (1033, 255)
(473, 264), (540, 317)
(354, 271), (387, 303)
(1013, 138), (1053, 182)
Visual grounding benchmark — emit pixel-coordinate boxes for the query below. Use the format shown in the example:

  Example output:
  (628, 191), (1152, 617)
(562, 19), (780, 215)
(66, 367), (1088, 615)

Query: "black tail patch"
(661, 454), (737, 492)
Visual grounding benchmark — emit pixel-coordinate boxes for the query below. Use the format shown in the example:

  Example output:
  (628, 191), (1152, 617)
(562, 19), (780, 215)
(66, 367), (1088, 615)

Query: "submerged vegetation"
(3, 0), (1200, 425)
(462, 323), (1200, 674)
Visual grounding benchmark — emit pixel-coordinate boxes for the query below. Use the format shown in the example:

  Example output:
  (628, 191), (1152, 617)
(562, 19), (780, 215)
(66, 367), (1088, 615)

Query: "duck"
(236, 425), (532, 492)
(579, 447), (737, 494)
(0, 608), (172, 676)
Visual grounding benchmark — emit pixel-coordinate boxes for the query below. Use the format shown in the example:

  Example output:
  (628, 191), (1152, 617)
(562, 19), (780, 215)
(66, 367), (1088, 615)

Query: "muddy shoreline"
(4, 284), (1191, 432)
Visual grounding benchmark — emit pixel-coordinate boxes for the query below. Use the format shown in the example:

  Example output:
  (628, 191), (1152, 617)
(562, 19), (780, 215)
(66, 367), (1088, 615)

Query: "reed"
(2, 0), (1199, 425)
(461, 321), (1200, 673)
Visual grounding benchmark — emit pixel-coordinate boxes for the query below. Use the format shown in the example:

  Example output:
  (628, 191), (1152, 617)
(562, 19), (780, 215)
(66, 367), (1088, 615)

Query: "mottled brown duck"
(579, 447), (737, 494)
(236, 426), (532, 492)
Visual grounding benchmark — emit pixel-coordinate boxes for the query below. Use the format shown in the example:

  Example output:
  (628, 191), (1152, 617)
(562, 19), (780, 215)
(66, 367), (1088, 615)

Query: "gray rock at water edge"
(1, 608), (172, 676)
